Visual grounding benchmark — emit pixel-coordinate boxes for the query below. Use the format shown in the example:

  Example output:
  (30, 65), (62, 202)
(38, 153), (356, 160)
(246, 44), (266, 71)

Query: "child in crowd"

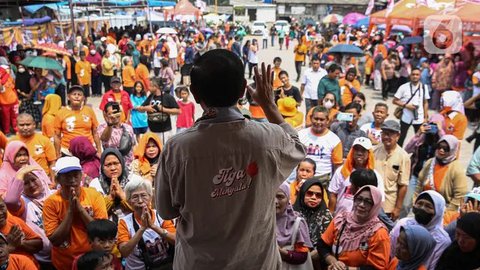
(288, 158), (316, 205)
(175, 86), (195, 134)
(130, 81), (149, 141)
(360, 102), (389, 145)
(76, 250), (114, 270)
(73, 219), (122, 270)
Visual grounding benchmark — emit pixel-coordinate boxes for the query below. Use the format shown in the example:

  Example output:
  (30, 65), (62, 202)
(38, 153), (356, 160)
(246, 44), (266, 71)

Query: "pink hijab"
(69, 136), (100, 179)
(0, 141), (46, 196)
(333, 185), (385, 253)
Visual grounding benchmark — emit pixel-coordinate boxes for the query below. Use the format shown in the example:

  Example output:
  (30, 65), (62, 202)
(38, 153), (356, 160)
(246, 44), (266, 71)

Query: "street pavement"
(87, 36), (475, 189)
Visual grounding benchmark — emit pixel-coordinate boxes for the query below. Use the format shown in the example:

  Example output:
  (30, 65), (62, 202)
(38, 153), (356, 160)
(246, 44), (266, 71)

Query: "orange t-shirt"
(43, 187), (108, 270)
(0, 76), (18, 105)
(249, 104), (266, 119)
(321, 220), (390, 269)
(135, 64), (150, 91)
(64, 55), (72, 80)
(1, 212), (41, 263)
(117, 209), (176, 245)
(388, 257), (427, 270)
(42, 114), (56, 139)
(273, 67), (283, 90)
(340, 79), (361, 106)
(6, 254), (38, 270)
(54, 106), (99, 149)
(75, 60), (92, 86)
(9, 133), (56, 176)
(122, 65), (136, 88)
(444, 113), (468, 140)
(424, 163), (449, 191)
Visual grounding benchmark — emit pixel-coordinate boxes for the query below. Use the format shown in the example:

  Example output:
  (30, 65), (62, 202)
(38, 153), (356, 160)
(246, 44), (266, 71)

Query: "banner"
(366, 0), (375, 15)
(0, 28), (16, 47)
(21, 24), (49, 45)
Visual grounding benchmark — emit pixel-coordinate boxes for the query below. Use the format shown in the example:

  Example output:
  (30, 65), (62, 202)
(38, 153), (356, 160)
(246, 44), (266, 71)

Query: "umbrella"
(327, 44), (364, 57)
(20, 56), (63, 71)
(34, 43), (71, 56)
(343, 13), (366, 25)
(400, 36), (423, 45)
(156, 27), (177, 35)
(378, 24), (412, 34)
(201, 27), (214, 34)
(322, 14), (344, 24)
(354, 17), (370, 28)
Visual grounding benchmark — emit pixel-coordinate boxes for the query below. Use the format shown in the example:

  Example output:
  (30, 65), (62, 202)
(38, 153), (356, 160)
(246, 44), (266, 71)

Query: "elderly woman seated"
(117, 178), (176, 269)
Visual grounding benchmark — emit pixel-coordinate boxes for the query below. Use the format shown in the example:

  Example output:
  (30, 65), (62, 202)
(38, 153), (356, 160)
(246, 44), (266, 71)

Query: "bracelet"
(162, 229), (168, 237)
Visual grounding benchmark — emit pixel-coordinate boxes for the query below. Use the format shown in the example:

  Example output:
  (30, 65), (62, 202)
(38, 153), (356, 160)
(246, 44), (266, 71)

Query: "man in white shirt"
(301, 57), (327, 113)
(393, 67), (430, 146)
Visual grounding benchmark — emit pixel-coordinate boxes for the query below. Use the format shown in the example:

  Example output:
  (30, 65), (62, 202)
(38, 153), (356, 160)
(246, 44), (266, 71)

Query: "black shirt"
(274, 85), (302, 104)
(142, 92), (179, 132)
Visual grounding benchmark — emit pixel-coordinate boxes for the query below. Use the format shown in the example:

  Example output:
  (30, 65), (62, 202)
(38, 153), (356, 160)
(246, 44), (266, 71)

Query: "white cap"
(54, 156), (82, 174)
(100, 37), (107, 42)
(352, 137), (373, 150)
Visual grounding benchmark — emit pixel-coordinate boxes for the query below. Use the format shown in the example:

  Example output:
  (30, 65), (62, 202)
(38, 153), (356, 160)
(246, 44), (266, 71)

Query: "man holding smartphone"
(99, 77), (133, 123)
(331, 102), (367, 159)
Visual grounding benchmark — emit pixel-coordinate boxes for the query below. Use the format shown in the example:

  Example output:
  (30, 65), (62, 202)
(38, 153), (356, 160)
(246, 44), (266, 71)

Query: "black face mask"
(412, 206), (434, 225)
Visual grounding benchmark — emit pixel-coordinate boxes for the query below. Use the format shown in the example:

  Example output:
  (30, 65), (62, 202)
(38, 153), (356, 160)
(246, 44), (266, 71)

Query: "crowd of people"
(0, 19), (477, 270)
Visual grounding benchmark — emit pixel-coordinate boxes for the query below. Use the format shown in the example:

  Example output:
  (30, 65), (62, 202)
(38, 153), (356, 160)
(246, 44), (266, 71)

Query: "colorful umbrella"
(343, 13), (366, 25)
(354, 17), (370, 28)
(201, 27), (214, 34)
(322, 14), (344, 24)
(400, 36), (423, 45)
(156, 27), (177, 35)
(20, 56), (63, 71)
(34, 43), (71, 56)
(327, 44), (364, 57)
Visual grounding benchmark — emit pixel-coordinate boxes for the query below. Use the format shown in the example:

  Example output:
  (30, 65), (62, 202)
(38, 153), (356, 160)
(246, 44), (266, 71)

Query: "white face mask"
(18, 67), (25, 73)
(90, 50), (96, 55)
(324, 100), (334, 109)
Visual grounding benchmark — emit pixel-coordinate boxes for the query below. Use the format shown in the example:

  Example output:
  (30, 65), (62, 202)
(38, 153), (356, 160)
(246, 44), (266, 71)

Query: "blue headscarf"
(397, 225), (435, 270)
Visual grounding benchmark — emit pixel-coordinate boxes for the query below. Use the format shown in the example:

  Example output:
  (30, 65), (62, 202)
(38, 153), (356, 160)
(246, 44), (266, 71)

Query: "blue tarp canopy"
(72, 0), (175, 7)
(23, 2), (67, 13)
(3, 16), (52, 26)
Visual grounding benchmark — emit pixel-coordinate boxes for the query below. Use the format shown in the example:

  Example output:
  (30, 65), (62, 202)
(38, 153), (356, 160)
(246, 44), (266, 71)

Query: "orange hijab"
(133, 132), (163, 176)
(340, 147), (375, 178)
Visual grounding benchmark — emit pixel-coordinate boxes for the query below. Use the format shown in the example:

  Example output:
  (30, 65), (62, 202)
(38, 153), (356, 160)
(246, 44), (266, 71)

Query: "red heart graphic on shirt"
(246, 162), (258, 177)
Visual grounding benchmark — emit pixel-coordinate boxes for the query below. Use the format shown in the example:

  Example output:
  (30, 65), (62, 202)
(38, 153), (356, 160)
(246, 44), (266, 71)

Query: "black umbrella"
(400, 36), (423, 45)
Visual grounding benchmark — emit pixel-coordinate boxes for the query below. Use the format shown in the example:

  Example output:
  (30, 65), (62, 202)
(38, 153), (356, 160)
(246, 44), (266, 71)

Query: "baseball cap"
(381, 120), (401, 133)
(110, 77), (121, 85)
(352, 137), (372, 150)
(67, 85), (85, 94)
(54, 156), (82, 174)
(100, 37), (107, 42)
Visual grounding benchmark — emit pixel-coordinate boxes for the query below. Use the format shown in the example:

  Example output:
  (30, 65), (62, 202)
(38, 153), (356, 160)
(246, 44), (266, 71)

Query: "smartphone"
(427, 123), (438, 134)
(112, 103), (121, 113)
(337, 112), (354, 122)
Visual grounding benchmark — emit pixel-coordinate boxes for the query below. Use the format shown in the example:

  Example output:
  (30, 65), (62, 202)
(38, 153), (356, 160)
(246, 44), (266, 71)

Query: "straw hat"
(278, 97), (298, 117)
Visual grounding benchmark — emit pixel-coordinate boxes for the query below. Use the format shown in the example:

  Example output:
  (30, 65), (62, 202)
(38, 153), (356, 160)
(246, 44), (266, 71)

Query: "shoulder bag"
(394, 83), (423, 119)
(118, 125), (133, 156)
(281, 217), (314, 270)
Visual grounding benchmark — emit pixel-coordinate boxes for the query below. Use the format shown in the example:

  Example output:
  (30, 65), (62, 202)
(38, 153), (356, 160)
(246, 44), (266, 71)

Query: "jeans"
(295, 61), (303, 81)
(248, 62), (258, 79)
(262, 39), (268, 49)
(101, 75), (112, 93)
(91, 74), (102, 96)
(382, 78), (396, 99)
(271, 36), (275, 47)
(304, 98), (318, 114)
(399, 120), (421, 147)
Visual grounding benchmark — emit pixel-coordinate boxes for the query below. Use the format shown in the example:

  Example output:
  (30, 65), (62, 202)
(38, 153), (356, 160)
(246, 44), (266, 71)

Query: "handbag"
(394, 84), (422, 119)
(281, 217), (314, 270)
(118, 125), (133, 156)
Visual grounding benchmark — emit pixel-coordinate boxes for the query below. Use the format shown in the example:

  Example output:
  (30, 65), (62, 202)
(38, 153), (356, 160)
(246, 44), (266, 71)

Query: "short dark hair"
(77, 250), (110, 270)
(297, 158), (317, 173)
(327, 63), (341, 73)
(278, 70), (289, 77)
(190, 49), (245, 107)
(273, 57), (282, 63)
(344, 102), (362, 114)
(411, 67), (421, 73)
(87, 219), (117, 241)
(350, 169), (378, 188)
(311, 57), (321, 62)
(374, 102), (389, 111)
(311, 106), (329, 119)
(104, 101), (119, 113)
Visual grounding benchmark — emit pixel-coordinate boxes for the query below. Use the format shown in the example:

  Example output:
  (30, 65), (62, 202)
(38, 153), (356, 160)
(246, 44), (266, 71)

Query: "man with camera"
(393, 67), (430, 146)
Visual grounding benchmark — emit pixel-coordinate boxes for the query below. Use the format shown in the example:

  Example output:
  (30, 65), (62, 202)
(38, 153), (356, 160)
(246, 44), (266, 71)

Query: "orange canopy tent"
(447, 1), (480, 32)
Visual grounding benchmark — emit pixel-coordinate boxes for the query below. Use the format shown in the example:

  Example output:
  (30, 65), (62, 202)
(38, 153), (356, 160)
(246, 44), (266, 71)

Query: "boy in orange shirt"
(0, 67), (19, 135)
(122, 57), (136, 94)
(75, 51), (92, 100)
(43, 157), (108, 270)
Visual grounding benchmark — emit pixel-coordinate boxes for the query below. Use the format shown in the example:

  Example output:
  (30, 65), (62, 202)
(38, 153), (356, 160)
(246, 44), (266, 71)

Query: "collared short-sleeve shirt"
(373, 144), (411, 213)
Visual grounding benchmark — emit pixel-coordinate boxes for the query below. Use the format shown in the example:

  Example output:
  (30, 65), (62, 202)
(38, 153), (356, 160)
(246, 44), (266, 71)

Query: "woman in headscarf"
(130, 132), (162, 182)
(89, 148), (142, 223)
(293, 178), (332, 270)
(16, 64), (41, 125)
(4, 165), (54, 268)
(317, 185), (390, 269)
(432, 90), (468, 140)
(436, 212), (480, 270)
(328, 137), (383, 215)
(69, 136), (101, 180)
(41, 94), (62, 141)
(388, 225), (436, 270)
(0, 141), (50, 198)
(276, 183), (313, 267)
(391, 190), (451, 270)
(415, 135), (468, 216)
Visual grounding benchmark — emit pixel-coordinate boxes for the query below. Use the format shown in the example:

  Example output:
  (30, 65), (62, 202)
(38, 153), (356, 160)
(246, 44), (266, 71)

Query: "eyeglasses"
(130, 193), (149, 202)
(353, 196), (374, 207)
(305, 191), (323, 199)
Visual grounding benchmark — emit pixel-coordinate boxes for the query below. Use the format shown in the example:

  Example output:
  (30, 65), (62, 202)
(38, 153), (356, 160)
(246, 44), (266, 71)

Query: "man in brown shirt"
(380, 53), (397, 100)
(373, 120), (410, 221)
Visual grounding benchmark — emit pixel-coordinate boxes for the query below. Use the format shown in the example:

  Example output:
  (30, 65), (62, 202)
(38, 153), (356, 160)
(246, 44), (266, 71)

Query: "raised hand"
(247, 63), (274, 109)
(15, 165), (43, 181)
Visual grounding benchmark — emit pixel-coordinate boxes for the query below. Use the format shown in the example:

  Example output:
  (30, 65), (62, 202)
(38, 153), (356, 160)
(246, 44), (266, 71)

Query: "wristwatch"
(161, 229), (168, 238)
